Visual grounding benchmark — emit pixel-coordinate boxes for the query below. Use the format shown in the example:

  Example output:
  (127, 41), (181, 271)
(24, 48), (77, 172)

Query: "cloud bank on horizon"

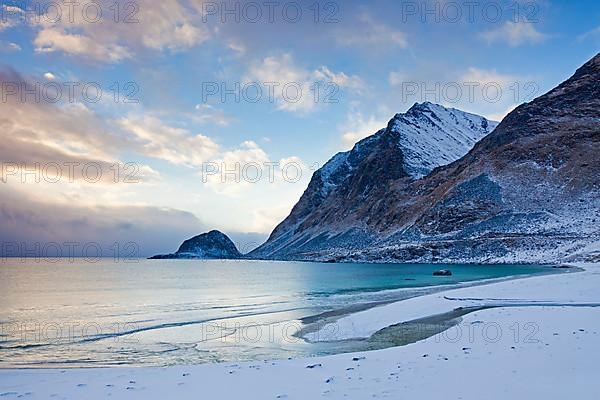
(0, 0), (598, 255)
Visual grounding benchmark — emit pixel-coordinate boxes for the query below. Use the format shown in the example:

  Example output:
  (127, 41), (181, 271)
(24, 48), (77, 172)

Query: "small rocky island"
(149, 230), (242, 260)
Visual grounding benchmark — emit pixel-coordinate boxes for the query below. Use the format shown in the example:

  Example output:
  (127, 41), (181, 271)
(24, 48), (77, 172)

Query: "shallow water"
(0, 259), (551, 368)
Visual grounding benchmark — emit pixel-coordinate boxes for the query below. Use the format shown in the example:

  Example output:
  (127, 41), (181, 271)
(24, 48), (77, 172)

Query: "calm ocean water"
(0, 259), (550, 368)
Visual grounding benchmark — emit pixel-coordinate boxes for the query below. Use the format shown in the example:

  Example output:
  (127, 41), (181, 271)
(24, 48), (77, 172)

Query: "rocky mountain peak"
(150, 230), (241, 260)
(251, 103), (498, 259)
(251, 54), (599, 263)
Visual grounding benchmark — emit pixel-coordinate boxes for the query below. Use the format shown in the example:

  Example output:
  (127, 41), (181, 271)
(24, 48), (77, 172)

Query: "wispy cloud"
(0, 4), (24, 31)
(481, 21), (548, 47)
(34, 28), (132, 62)
(335, 13), (408, 49)
(193, 104), (235, 126)
(577, 26), (600, 42)
(0, 41), (22, 52)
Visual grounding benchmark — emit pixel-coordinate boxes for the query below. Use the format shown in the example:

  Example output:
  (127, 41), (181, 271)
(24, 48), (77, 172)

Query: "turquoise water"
(0, 259), (550, 368)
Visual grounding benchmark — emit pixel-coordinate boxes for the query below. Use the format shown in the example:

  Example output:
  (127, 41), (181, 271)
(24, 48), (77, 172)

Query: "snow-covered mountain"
(389, 102), (497, 178)
(250, 103), (498, 260)
(320, 102), (496, 193)
(252, 53), (600, 264)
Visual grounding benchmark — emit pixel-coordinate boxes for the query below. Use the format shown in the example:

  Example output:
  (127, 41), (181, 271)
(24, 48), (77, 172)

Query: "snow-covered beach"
(2, 262), (599, 399)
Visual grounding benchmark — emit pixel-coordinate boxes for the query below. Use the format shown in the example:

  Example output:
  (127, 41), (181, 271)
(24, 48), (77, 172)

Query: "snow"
(318, 103), (497, 192)
(391, 102), (498, 178)
(307, 264), (599, 341)
(318, 151), (350, 197)
(2, 263), (599, 399)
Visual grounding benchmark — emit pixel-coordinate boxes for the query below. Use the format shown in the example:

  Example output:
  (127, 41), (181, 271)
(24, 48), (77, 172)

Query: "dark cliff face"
(150, 230), (241, 259)
(252, 54), (600, 263)
(401, 53), (600, 233)
(367, 54), (600, 263)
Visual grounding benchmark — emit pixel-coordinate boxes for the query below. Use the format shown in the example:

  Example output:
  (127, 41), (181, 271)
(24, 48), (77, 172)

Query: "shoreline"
(0, 264), (561, 370)
(302, 263), (588, 343)
(296, 264), (566, 342)
(1, 262), (599, 399)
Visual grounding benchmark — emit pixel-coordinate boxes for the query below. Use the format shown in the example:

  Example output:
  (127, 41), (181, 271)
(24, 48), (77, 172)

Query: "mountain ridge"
(251, 53), (600, 263)
(250, 102), (499, 259)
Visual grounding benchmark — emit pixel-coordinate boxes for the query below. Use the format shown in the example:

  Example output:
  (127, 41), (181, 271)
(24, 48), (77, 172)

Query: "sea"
(0, 259), (551, 368)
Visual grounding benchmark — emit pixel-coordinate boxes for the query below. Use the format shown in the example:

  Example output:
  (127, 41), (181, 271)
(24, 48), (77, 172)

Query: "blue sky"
(0, 0), (598, 256)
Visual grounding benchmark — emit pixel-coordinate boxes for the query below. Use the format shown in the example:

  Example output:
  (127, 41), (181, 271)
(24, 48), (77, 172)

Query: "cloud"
(34, 28), (132, 62)
(389, 71), (406, 86)
(118, 115), (221, 168)
(0, 69), (123, 160)
(0, 4), (24, 31)
(193, 104), (234, 126)
(577, 26), (600, 42)
(0, 186), (206, 257)
(227, 40), (246, 55)
(486, 104), (518, 122)
(201, 140), (270, 195)
(457, 67), (531, 121)
(43, 72), (56, 81)
(0, 136), (161, 186)
(249, 205), (297, 235)
(222, 141), (269, 167)
(0, 68), (160, 185)
(481, 21), (547, 47)
(117, 115), (298, 199)
(313, 66), (365, 92)
(460, 67), (521, 89)
(335, 13), (408, 49)
(30, 0), (209, 63)
(197, 140), (310, 205)
(340, 113), (387, 148)
(0, 66), (307, 248)
(245, 54), (363, 113)
(0, 41), (21, 52)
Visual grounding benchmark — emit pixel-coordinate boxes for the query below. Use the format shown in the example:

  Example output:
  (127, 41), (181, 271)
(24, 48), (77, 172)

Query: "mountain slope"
(251, 103), (498, 259)
(253, 54), (600, 263)
(380, 53), (600, 263)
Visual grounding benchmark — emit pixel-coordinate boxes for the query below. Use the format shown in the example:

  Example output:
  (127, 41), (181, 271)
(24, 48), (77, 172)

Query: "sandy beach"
(1, 262), (599, 399)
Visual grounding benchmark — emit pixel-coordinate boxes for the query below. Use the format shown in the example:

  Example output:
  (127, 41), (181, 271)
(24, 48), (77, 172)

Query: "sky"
(0, 0), (598, 257)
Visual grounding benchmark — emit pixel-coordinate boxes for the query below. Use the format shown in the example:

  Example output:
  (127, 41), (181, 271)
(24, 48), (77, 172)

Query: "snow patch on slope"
(320, 102), (497, 191)
(392, 102), (498, 178)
